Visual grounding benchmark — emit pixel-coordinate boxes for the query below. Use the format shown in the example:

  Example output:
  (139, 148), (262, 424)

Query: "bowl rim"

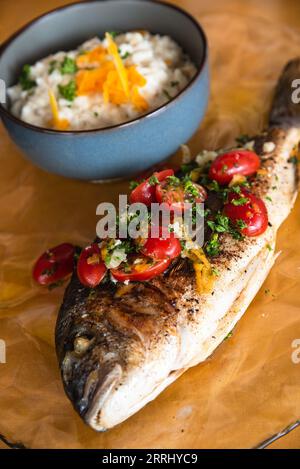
(0, 0), (208, 136)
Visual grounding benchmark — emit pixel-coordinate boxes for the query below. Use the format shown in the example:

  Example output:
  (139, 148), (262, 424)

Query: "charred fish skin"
(56, 59), (300, 431)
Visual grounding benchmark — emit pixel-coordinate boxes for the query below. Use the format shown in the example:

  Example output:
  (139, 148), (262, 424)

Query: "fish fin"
(270, 58), (300, 127)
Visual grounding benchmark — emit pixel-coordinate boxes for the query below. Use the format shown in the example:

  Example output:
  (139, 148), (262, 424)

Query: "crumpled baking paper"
(0, 7), (300, 449)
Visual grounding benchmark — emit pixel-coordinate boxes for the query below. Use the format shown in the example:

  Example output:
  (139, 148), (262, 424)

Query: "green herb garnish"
(58, 80), (77, 101)
(184, 179), (199, 197)
(236, 219), (248, 230)
(205, 233), (220, 257)
(60, 57), (77, 75)
(129, 180), (139, 191)
(231, 196), (249, 206)
(108, 31), (118, 39)
(148, 175), (159, 186)
(236, 134), (251, 146)
(166, 175), (181, 186)
(231, 185), (242, 194)
(49, 60), (58, 74)
(221, 164), (228, 174)
(120, 51), (130, 60)
(224, 331), (233, 340)
(207, 213), (230, 233)
(163, 89), (172, 100)
(19, 64), (36, 91)
(212, 266), (220, 276)
(288, 156), (299, 165)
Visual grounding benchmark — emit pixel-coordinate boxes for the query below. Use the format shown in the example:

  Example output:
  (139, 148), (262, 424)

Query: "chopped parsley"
(58, 80), (77, 101)
(49, 60), (58, 74)
(148, 175), (159, 186)
(19, 64), (36, 91)
(236, 134), (251, 146)
(184, 179), (199, 197)
(181, 163), (196, 174)
(163, 89), (172, 100)
(108, 31), (118, 39)
(221, 164), (228, 174)
(120, 50), (130, 60)
(206, 179), (220, 192)
(265, 196), (272, 202)
(60, 57), (77, 75)
(231, 196), (249, 206)
(129, 180), (139, 191)
(224, 331), (233, 340)
(211, 266), (220, 276)
(207, 213), (230, 233)
(205, 233), (220, 257)
(288, 156), (299, 165)
(231, 185), (242, 194)
(167, 175), (181, 185)
(206, 212), (244, 252)
(87, 289), (97, 300)
(236, 219), (248, 230)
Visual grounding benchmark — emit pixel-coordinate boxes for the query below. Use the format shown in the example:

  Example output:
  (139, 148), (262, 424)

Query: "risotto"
(7, 31), (197, 131)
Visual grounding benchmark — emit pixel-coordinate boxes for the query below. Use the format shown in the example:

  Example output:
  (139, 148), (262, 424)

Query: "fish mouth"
(80, 363), (123, 432)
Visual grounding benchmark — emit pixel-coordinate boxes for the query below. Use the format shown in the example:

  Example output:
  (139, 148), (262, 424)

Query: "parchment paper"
(1, 9), (300, 449)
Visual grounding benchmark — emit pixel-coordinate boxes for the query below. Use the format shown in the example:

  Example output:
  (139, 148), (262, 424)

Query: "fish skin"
(55, 59), (300, 431)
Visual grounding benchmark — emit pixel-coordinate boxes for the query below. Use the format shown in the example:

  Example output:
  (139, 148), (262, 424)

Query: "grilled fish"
(56, 59), (300, 431)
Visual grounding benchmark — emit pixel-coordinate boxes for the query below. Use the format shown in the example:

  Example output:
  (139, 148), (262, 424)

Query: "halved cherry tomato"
(141, 230), (181, 260)
(224, 188), (268, 237)
(135, 162), (180, 182)
(156, 180), (207, 212)
(111, 256), (171, 282)
(129, 169), (174, 206)
(209, 150), (260, 185)
(33, 243), (75, 286)
(77, 243), (107, 287)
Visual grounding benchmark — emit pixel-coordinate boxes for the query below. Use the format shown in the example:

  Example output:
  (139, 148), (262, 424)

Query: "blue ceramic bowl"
(0, 0), (209, 180)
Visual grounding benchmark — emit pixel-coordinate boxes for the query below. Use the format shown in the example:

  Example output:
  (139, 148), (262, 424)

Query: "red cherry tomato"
(33, 243), (75, 286)
(224, 189), (268, 237)
(156, 180), (207, 212)
(141, 230), (181, 260)
(111, 256), (171, 282)
(209, 150), (260, 185)
(135, 162), (180, 182)
(77, 243), (107, 287)
(129, 169), (174, 206)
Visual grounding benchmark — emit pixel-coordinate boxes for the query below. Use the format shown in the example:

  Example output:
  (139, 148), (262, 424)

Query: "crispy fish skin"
(55, 59), (300, 431)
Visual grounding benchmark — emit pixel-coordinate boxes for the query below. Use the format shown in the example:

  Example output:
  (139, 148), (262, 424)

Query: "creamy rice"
(8, 32), (197, 131)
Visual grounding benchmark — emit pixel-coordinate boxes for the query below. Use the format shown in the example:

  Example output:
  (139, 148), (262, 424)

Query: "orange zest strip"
(131, 86), (149, 112)
(76, 46), (106, 68)
(48, 89), (70, 130)
(105, 32), (129, 98)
